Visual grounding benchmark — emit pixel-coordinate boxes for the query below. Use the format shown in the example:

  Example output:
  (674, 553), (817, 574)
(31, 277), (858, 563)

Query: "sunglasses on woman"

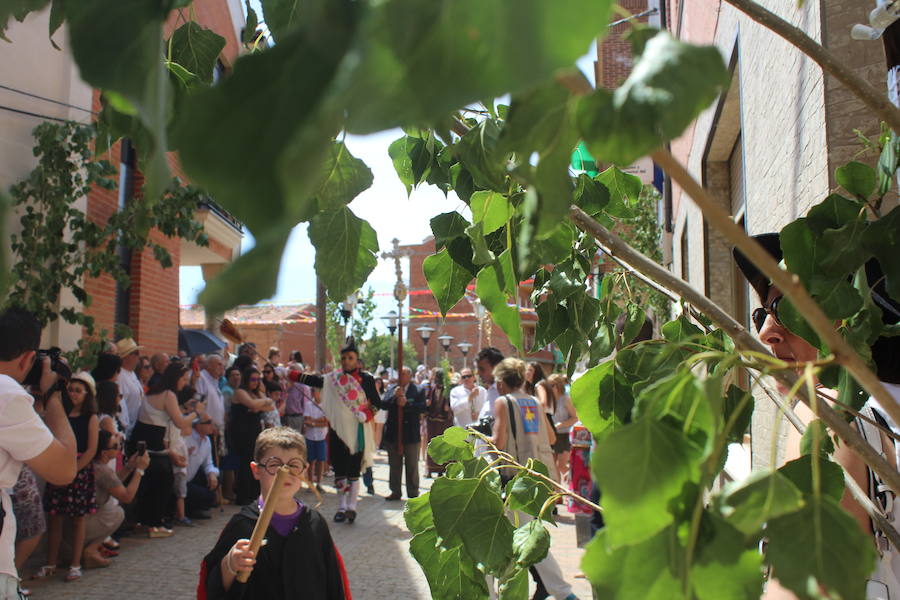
(752, 295), (783, 332)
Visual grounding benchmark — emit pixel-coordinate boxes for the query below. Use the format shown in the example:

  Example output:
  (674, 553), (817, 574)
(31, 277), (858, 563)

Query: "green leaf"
(466, 221), (496, 265)
(632, 370), (717, 455)
(259, 0), (301, 42)
(430, 476), (514, 574)
(455, 120), (507, 192)
(582, 527), (685, 600)
(766, 497), (877, 600)
(176, 9), (354, 240)
(723, 385), (753, 444)
(169, 21), (226, 84)
(404, 492), (434, 535)
(430, 212), (471, 249)
(308, 206), (379, 302)
(835, 161), (876, 199)
(424, 248), (475, 315)
(661, 315), (704, 342)
(592, 418), (703, 547)
(308, 141), (374, 215)
(242, 0), (259, 43)
(577, 32), (729, 165)
(388, 136), (416, 194)
(498, 568), (528, 600)
(506, 460), (554, 521)
(621, 303), (649, 345)
(864, 205), (900, 299)
(470, 191), (513, 235)
(691, 512), (764, 600)
(777, 454), (844, 502)
(198, 223), (293, 315)
(805, 193), (864, 234)
(719, 469), (804, 535)
(573, 173), (611, 216)
(596, 166), (641, 218)
(410, 528), (490, 600)
(343, 0), (614, 133)
(0, 0), (50, 42)
(427, 426), (475, 464)
(799, 419), (835, 456)
(475, 250), (523, 351)
(511, 520), (550, 567)
(570, 361), (632, 441)
(65, 0), (171, 199)
(776, 296), (821, 350)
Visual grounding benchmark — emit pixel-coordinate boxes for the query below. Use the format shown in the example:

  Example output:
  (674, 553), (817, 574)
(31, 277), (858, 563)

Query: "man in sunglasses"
(734, 233), (900, 597)
(449, 368), (486, 428)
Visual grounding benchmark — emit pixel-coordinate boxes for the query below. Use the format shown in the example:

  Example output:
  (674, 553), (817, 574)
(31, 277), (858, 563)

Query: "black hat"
(340, 337), (359, 356)
(733, 232), (900, 382)
(732, 233), (782, 302)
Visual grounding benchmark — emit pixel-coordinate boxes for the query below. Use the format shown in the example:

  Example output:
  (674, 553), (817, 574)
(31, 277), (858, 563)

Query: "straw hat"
(115, 338), (143, 358)
(69, 371), (97, 397)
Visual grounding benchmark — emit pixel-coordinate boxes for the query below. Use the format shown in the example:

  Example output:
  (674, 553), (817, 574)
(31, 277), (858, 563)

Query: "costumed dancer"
(288, 338), (380, 523)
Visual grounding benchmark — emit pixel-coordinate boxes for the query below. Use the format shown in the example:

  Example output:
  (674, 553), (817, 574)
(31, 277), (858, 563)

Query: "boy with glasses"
(200, 427), (348, 599)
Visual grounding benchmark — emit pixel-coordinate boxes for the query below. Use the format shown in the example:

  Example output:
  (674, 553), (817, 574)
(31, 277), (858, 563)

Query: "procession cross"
(381, 238), (413, 452)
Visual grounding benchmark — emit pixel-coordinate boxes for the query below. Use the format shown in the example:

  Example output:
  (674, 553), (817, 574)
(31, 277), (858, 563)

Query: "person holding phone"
(129, 363), (205, 538)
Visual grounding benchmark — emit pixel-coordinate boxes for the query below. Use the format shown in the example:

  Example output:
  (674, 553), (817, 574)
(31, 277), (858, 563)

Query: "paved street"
(24, 452), (591, 599)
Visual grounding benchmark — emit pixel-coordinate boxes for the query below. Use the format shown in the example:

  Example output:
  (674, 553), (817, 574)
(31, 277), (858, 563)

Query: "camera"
(137, 441), (147, 456)
(22, 348), (68, 388)
(470, 415), (495, 436)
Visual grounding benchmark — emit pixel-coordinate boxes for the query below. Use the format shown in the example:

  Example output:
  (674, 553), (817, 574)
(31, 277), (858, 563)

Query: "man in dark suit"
(382, 366), (426, 500)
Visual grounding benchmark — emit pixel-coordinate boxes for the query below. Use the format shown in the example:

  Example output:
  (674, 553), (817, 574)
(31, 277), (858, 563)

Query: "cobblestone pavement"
(23, 452), (591, 599)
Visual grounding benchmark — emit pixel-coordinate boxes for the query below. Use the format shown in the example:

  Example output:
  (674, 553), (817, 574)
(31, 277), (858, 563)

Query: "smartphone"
(137, 441), (147, 456)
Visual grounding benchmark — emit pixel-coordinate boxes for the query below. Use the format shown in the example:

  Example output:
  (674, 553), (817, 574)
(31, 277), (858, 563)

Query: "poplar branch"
(722, 0), (900, 133)
(649, 148), (900, 432)
(568, 205), (900, 496)
(569, 205), (900, 544)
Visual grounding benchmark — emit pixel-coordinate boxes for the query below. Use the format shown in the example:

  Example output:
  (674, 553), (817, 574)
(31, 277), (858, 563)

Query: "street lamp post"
(340, 291), (359, 343)
(381, 310), (398, 371)
(457, 341), (473, 369)
(416, 325), (435, 368)
(437, 334), (454, 362)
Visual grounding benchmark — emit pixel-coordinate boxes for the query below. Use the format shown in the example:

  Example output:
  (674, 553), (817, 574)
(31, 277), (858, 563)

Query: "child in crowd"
(199, 427), (349, 599)
(261, 380), (283, 429)
(96, 380), (124, 471)
(303, 386), (329, 493)
(36, 372), (100, 583)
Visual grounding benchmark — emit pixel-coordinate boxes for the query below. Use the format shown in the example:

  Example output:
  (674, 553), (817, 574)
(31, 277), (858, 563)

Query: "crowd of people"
(0, 305), (590, 600)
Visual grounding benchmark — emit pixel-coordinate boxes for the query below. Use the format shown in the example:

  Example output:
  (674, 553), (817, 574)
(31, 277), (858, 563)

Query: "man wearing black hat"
(734, 233), (900, 597)
(289, 338), (381, 523)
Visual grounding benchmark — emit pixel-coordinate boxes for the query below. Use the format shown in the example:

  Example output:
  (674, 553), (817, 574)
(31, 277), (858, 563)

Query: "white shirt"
(185, 429), (219, 483)
(196, 370), (225, 431)
(118, 368), (144, 436)
(479, 382), (500, 420)
(0, 375), (53, 578)
(449, 384), (486, 428)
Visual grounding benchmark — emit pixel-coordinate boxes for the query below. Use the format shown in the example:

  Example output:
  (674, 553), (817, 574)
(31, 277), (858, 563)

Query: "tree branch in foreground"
(568, 205), (900, 502)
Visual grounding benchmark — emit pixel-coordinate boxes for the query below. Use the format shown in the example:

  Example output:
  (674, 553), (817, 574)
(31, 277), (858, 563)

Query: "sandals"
(102, 537), (120, 550)
(31, 565), (56, 579)
(65, 566), (82, 582)
(148, 526), (173, 538)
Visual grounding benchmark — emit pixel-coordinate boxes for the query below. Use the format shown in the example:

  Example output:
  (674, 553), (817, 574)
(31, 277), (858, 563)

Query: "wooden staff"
(396, 316), (404, 453)
(236, 465), (291, 583)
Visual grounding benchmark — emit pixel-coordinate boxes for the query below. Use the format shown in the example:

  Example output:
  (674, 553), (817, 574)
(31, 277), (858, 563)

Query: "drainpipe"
(114, 139), (136, 334)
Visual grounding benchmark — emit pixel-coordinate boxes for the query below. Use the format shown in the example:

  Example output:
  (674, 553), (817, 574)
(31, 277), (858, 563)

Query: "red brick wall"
(598, 0), (650, 90)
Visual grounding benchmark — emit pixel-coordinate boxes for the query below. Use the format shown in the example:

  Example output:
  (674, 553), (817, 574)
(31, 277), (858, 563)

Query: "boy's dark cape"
(197, 503), (351, 600)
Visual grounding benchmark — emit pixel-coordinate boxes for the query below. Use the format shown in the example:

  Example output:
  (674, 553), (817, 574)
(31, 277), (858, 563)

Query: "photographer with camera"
(0, 307), (77, 596)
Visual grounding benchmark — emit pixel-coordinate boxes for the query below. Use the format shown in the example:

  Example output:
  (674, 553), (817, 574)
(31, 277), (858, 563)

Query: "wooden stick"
(236, 465), (291, 583)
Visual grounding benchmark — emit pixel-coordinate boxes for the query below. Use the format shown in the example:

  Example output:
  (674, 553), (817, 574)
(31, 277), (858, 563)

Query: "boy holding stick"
(199, 427), (349, 599)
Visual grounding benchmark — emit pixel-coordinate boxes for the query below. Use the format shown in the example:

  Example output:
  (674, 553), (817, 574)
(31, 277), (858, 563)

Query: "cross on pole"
(381, 238), (413, 452)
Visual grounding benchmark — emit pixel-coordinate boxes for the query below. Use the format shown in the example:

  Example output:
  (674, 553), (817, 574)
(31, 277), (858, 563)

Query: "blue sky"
(180, 32), (598, 336)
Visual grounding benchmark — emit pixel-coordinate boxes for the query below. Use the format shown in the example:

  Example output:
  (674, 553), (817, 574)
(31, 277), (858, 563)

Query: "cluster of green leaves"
(3, 121), (207, 368)
(407, 427), (559, 599)
(777, 162), (900, 409)
(569, 318), (878, 600)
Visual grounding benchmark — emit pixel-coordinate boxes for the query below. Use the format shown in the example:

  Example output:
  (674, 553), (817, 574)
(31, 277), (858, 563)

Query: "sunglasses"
(752, 295), (783, 332)
(461, 374), (473, 379)
(258, 459), (307, 476)
(249, 376), (261, 383)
